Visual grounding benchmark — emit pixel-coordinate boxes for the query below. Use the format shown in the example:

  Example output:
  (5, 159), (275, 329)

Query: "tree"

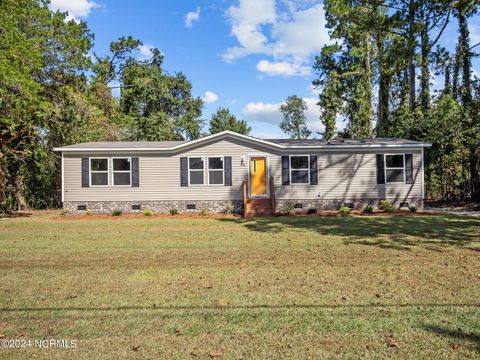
(119, 48), (203, 141)
(279, 96), (311, 139)
(209, 108), (251, 135)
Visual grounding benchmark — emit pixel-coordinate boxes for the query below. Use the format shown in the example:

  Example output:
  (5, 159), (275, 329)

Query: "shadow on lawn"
(1, 302), (479, 313)
(216, 215), (480, 251)
(422, 323), (480, 351)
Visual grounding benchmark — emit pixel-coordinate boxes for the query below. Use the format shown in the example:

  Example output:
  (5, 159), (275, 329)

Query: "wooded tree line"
(1, 0), (479, 211)
(310, 0), (480, 201)
(0, 0), (249, 210)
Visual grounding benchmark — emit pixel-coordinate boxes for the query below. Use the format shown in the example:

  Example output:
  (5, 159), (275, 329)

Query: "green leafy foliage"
(307, 208), (317, 215)
(363, 205), (373, 214)
(339, 206), (350, 215)
(226, 203), (235, 215)
(199, 208), (209, 216)
(283, 203), (295, 215)
(111, 209), (122, 216)
(143, 209), (153, 216)
(379, 200), (395, 213)
(279, 96), (311, 139)
(209, 107), (251, 135)
(169, 208), (178, 215)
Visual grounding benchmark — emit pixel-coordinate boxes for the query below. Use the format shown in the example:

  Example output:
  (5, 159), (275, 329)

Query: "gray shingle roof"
(57, 141), (186, 149)
(265, 138), (426, 146)
(54, 131), (431, 152)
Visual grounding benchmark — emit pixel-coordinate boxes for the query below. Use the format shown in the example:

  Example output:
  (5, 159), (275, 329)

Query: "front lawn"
(0, 213), (479, 359)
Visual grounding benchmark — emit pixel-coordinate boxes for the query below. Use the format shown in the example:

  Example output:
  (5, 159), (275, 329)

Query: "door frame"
(247, 154), (270, 198)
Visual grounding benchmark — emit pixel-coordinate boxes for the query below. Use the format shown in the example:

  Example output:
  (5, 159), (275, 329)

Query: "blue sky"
(50, 0), (479, 138)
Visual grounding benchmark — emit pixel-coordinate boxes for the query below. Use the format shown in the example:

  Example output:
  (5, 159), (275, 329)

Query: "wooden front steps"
(243, 176), (276, 217)
(245, 198), (274, 217)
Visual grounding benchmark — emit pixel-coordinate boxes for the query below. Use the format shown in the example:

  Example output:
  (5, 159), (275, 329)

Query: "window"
(290, 155), (309, 184)
(189, 157), (204, 185)
(208, 157), (224, 185)
(90, 158), (108, 186)
(385, 154), (405, 183)
(112, 158), (131, 186)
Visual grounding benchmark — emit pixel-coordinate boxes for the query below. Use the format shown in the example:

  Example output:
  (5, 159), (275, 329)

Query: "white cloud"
(202, 91), (219, 104)
(243, 96), (344, 135)
(49, 0), (98, 21)
(138, 44), (155, 59)
(256, 59), (310, 77)
(223, 1), (330, 76)
(223, 0), (276, 62)
(185, 7), (201, 28)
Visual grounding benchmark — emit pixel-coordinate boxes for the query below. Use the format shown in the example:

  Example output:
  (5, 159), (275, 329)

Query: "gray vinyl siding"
(63, 136), (423, 202)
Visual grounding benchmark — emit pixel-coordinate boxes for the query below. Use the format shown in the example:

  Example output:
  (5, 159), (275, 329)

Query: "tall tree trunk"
(420, 3), (430, 113)
(363, 34), (373, 138)
(376, 34), (389, 137)
(408, 0), (417, 112)
(458, 11), (472, 103)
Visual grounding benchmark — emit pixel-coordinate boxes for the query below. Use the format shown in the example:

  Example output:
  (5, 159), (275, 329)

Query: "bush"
(85, 210), (92, 216)
(111, 209), (122, 216)
(339, 206), (350, 215)
(143, 209), (153, 216)
(59, 209), (69, 216)
(199, 208), (209, 216)
(283, 203), (295, 215)
(307, 207), (317, 215)
(409, 205), (417, 212)
(226, 202), (235, 215)
(169, 208), (178, 215)
(379, 200), (395, 213)
(362, 205), (373, 213)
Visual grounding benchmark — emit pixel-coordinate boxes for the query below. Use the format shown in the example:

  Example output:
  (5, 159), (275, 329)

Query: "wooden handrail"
(270, 176), (276, 216)
(243, 177), (248, 217)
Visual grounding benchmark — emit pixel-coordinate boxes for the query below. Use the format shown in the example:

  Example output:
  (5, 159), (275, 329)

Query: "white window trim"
(188, 156), (205, 186)
(289, 155), (310, 185)
(112, 157), (132, 187)
(384, 154), (406, 184)
(207, 156), (225, 186)
(89, 157), (109, 187)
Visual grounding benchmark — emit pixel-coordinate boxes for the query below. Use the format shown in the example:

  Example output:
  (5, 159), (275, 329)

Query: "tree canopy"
(279, 95), (312, 139)
(208, 107), (251, 135)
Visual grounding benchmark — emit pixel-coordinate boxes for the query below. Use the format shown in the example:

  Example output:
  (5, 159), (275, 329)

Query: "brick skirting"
(63, 200), (244, 214)
(275, 198), (423, 212)
(64, 198), (423, 214)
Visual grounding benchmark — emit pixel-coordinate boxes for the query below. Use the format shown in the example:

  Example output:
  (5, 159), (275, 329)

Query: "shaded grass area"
(0, 213), (479, 359)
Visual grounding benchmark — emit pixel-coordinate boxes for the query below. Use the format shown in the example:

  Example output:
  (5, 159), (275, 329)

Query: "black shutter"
(376, 154), (385, 184)
(224, 156), (232, 186)
(81, 158), (89, 187)
(131, 157), (139, 187)
(405, 154), (413, 184)
(309, 155), (318, 185)
(180, 157), (188, 187)
(282, 156), (290, 185)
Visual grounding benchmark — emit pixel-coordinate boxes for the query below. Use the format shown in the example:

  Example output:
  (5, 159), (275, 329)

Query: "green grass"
(0, 213), (479, 359)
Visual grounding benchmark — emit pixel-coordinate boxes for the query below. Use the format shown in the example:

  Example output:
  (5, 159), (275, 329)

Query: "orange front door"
(250, 157), (267, 196)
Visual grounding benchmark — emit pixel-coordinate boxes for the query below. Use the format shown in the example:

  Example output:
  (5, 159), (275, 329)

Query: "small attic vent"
(187, 204), (196, 210)
(77, 205), (87, 211)
(294, 203), (303, 209)
(132, 204), (141, 210)
(343, 202), (354, 209)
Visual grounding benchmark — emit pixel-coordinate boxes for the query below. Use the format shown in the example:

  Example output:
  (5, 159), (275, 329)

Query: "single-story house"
(54, 131), (431, 216)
